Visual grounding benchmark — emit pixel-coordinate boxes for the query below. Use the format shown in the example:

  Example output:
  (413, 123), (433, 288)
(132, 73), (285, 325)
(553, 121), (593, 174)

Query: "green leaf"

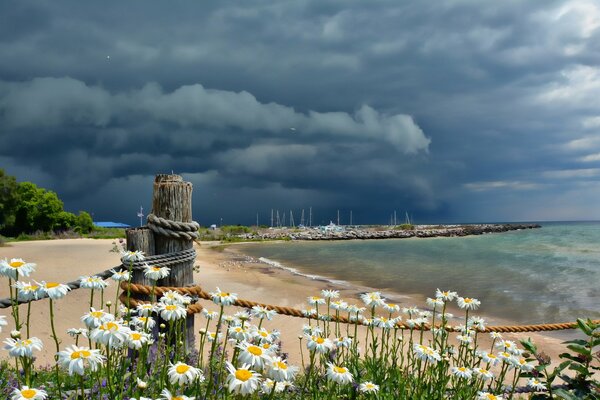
(559, 352), (581, 362)
(566, 344), (591, 356)
(576, 318), (593, 336)
(568, 362), (591, 376)
(520, 337), (538, 354)
(562, 339), (588, 346)
(553, 388), (578, 400)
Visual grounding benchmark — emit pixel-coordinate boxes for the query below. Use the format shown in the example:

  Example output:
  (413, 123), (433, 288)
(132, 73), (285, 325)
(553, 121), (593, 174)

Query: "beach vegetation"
(394, 224), (415, 230)
(0, 254), (598, 399)
(0, 170), (100, 239)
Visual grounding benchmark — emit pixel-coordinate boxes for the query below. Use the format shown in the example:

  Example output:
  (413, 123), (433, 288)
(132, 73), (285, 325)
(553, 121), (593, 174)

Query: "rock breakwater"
(233, 223), (541, 241)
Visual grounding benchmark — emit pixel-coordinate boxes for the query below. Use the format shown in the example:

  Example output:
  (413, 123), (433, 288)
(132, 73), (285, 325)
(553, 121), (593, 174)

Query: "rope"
(120, 248), (197, 270)
(0, 248), (195, 309)
(147, 213), (200, 240)
(119, 282), (600, 333)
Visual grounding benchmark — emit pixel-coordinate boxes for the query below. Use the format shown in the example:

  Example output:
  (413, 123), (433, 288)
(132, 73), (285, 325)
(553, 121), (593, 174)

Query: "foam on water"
(243, 222), (600, 324)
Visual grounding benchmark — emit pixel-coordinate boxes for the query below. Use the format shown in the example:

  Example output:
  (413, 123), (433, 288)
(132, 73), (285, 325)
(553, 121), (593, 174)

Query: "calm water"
(242, 222), (600, 324)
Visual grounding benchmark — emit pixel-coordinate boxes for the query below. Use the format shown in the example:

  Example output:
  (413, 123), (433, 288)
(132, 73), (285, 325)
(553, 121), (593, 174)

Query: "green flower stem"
(49, 299), (63, 399)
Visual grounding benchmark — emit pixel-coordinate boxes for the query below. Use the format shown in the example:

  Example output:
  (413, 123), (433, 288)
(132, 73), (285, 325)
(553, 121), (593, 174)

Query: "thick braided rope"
(120, 282), (600, 333)
(146, 213), (200, 240)
(120, 249), (196, 270)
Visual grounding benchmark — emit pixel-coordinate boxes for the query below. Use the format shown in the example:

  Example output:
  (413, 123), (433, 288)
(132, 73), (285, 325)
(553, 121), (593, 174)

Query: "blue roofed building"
(93, 221), (131, 229)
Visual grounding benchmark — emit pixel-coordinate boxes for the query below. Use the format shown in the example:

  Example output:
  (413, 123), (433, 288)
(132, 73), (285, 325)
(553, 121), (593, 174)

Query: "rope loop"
(146, 213), (200, 240)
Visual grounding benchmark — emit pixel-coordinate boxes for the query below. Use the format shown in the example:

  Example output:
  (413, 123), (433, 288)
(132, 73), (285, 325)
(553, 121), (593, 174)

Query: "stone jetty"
(233, 223), (541, 241)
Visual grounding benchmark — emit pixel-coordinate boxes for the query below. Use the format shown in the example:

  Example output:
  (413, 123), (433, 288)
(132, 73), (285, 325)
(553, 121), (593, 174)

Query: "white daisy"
(413, 344), (441, 364)
(527, 378), (545, 391)
(457, 297), (481, 310)
(158, 303), (187, 321)
(225, 362), (261, 395)
(38, 281), (71, 300)
(228, 325), (250, 342)
(435, 289), (457, 302)
(325, 362), (353, 385)
(201, 309), (219, 320)
(451, 366), (472, 379)
(136, 303), (156, 317)
(168, 361), (203, 385)
(109, 269), (130, 282)
(237, 341), (270, 369)
(57, 345), (105, 376)
(307, 296), (326, 306)
(126, 331), (152, 349)
(333, 336), (352, 348)
(358, 381), (380, 393)
(330, 300), (348, 311)
(426, 297), (445, 309)
(160, 290), (190, 305)
(360, 292), (384, 307)
(13, 281), (42, 301)
(120, 250), (145, 262)
(210, 287), (238, 306)
(10, 386), (47, 400)
(321, 289), (340, 299)
(0, 258), (36, 279)
(307, 335), (333, 354)
(131, 316), (156, 331)
(473, 367), (494, 381)
(81, 308), (114, 329)
(265, 356), (298, 382)
(79, 276), (108, 290)
(89, 320), (130, 348)
(3, 337), (43, 358)
(143, 264), (170, 281)
(250, 305), (277, 320)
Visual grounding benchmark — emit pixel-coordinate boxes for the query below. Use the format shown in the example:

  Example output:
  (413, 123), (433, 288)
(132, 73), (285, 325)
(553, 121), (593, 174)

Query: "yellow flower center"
(315, 337), (325, 344)
(365, 383), (375, 389)
(21, 389), (37, 399)
(464, 298), (473, 303)
(333, 366), (347, 374)
(459, 367), (467, 372)
(25, 285), (38, 291)
(165, 305), (177, 311)
(131, 333), (142, 340)
(485, 395), (497, 400)
(262, 343), (271, 349)
(70, 350), (91, 359)
(259, 331), (268, 337)
(235, 369), (252, 381)
(247, 346), (262, 356)
(219, 292), (229, 297)
(91, 311), (104, 318)
(105, 322), (118, 331)
(152, 267), (160, 271)
(176, 364), (190, 374)
(10, 261), (25, 268)
(275, 361), (287, 369)
(46, 282), (60, 288)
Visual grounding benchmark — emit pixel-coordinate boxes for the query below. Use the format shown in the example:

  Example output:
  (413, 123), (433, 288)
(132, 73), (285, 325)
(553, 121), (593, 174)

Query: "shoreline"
(0, 238), (577, 367)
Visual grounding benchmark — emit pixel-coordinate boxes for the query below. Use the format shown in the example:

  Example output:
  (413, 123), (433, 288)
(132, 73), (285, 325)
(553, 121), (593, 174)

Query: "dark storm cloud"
(1, 0), (600, 223)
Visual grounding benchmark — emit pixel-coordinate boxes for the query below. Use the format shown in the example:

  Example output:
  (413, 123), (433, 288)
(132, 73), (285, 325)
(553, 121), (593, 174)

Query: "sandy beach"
(0, 238), (573, 367)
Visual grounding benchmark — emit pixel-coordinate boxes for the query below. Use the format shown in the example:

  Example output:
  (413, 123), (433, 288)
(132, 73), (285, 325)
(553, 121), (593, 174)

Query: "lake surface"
(241, 222), (600, 324)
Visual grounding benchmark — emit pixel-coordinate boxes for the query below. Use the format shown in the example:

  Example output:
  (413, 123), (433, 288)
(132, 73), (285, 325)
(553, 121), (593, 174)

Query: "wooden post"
(151, 174), (196, 347)
(125, 227), (155, 302)
(125, 174), (196, 348)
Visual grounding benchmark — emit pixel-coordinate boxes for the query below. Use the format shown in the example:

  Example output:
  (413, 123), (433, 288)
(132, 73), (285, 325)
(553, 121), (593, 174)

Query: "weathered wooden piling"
(126, 174), (197, 347)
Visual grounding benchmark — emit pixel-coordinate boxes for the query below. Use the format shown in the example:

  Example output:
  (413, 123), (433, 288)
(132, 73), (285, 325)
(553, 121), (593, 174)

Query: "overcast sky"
(1, 0), (600, 226)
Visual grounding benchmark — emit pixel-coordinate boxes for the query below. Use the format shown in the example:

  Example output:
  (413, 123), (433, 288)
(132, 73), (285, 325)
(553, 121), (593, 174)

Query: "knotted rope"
(147, 213), (200, 240)
(118, 281), (600, 333)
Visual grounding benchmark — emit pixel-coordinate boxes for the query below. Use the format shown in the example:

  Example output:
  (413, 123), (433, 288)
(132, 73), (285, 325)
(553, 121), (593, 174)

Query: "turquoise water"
(241, 222), (600, 324)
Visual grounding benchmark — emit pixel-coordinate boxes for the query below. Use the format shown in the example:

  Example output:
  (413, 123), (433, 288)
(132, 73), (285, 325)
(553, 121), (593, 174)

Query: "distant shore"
(233, 223), (541, 241)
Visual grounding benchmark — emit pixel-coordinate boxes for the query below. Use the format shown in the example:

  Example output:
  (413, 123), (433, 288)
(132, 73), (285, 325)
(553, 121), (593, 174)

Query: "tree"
(13, 182), (64, 233)
(75, 211), (94, 234)
(0, 169), (19, 232)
